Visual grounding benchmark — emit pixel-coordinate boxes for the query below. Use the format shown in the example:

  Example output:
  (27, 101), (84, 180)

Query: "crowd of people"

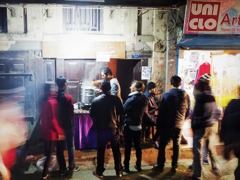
(1, 66), (239, 180)
(88, 67), (240, 180)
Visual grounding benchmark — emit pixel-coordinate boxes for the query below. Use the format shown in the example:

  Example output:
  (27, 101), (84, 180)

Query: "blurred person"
(187, 74), (221, 180)
(142, 82), (159, 146)
(220, 86), (240, 180)
(188, 74), (215, 171)
(40, 83), (66, 179)
(154, 75), (190, 173)
(92, 66), (122, 101)
(56, 76), (80, 172)
(123, 81), (148, 172)
(0, 100), (28, 180)
(90, 81), (124, 178)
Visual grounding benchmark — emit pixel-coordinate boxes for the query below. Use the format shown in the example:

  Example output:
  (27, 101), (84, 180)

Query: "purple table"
(74, 113), (97, 150)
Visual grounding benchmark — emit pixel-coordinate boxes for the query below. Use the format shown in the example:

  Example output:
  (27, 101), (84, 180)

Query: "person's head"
(197, 73), (211, 92)
(100, 80), (111, 94)
(43, 83), (51, 94)
(56, 76), (67, 89)
(100, 67), (113, 80)
(147, 82), (157, 95)
(170, 75), (182, 88)
(199, 73), (211, 85)
(130, 81), (145, 93)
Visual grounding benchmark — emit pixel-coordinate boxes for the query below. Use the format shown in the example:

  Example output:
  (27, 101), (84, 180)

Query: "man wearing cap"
(189, 74), (221, 180)
(90, 80), (124, 178)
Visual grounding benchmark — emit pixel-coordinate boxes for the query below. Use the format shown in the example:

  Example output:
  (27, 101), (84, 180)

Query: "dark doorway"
(108, 59), (141, 102)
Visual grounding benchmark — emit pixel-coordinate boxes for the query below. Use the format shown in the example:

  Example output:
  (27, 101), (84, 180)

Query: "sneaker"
(202, 159), (209, 165)
(134, 165), (142, 171)
(41, 174), (49, 180)
(170, 167), (177, 173)
(122, 167), (130, 173)
(212, 167), (220, 176)
(116, 171), (123, 177)
(59, 169), (67, 176)
(93, 171), (103, 179)
(69, 165), (80, 172)
(153, 141), (159, 149)
(152, 165), (164, 172)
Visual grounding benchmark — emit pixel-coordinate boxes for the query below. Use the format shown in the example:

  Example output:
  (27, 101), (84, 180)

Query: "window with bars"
(63, 7), (102, 32)
(0, 7), (7, 33)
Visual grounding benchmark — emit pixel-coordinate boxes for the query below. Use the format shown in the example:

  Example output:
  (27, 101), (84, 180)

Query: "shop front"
(177, 0), (240, 111)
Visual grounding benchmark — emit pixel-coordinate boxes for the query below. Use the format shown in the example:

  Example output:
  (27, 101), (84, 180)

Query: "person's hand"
(58, 134), (65, 141)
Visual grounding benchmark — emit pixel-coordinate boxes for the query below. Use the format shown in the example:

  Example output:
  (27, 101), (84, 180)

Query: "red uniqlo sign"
(184, 0), (240, 34)
(188, 1), (221, 32)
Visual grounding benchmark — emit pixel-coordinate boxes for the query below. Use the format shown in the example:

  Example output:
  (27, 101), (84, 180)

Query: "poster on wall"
(178, 50), (240, 108)
(141, 66), (151, 80)
(184, 0), (240, 34)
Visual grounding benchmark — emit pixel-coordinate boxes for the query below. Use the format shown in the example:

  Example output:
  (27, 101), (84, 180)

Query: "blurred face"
(149, 87), (157, 95)
(101, 72), (107, 79)
(130, 82), (136, 93)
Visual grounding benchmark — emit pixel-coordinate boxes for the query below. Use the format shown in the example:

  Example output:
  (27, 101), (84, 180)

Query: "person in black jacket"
(154, 75), (190, 173)
(90, 81), (124, 178)
(123, 81), (148, 173)
(220, 86), (240, 180)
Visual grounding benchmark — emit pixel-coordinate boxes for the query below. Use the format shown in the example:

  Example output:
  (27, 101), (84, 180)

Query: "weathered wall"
(0, 4), (183, 96)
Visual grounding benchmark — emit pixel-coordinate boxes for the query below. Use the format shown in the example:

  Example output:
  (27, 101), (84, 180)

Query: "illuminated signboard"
(184, 0), (240, 34)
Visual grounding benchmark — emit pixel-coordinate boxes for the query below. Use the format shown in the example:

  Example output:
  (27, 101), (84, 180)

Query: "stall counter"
(74, 111), (97, 150)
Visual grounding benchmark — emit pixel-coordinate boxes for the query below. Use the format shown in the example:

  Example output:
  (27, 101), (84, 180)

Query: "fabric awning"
(177, 34), (240, 50)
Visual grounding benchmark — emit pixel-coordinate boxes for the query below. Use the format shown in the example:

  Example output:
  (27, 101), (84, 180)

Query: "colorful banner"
(184, 0), (240, 34)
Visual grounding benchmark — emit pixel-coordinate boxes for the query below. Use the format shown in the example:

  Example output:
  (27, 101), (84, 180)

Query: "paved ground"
(10, 121), (238, 179)
(11, 141), (238, 180)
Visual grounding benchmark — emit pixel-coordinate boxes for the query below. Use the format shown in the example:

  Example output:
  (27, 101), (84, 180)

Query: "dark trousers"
(124, 126), (142, 168)
(65, 129), (75, 169)
(192, 127), (218, 179)
(157, 128), (181, 169)
(96, 128), (122, 174)
(235, 155), (240, 180)
(42, 140), (66, 177)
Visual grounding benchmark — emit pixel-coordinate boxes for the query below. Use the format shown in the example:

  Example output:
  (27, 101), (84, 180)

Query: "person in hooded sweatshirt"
(154, 75), (190, 173)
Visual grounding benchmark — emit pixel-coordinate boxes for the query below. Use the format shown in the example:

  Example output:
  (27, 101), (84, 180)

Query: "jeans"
(124, 126), (142, 168)
(96, 128), (122, 174)
(157, 127), (181, 169)
(192, 127), (219, 179)
(65, 129), (76, 169)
